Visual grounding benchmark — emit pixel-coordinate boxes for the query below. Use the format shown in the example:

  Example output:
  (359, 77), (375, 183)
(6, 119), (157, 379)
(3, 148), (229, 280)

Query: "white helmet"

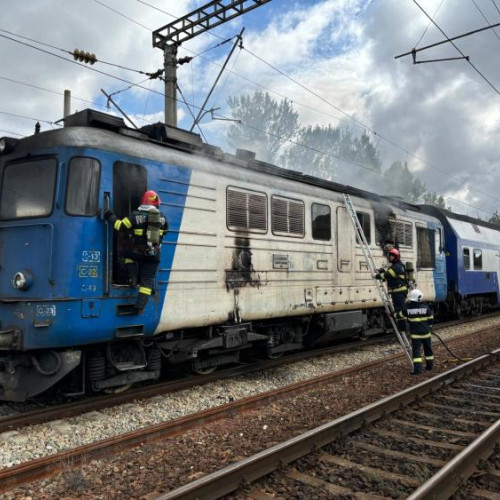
(409, 289), (423, 302)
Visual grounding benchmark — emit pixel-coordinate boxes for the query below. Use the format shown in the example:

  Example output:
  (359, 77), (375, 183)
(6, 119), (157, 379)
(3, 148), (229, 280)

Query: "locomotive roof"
(419, 204), (500, 233)
(8, 108), (426, 215)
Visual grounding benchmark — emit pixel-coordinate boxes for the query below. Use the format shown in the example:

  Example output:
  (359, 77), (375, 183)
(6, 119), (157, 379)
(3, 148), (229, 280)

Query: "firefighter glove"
(374, 273), (382, 280)
(377, 268), (385, 274)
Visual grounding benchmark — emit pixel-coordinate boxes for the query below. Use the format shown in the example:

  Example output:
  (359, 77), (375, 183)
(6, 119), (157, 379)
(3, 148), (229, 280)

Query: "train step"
(116, 304), (140, 316)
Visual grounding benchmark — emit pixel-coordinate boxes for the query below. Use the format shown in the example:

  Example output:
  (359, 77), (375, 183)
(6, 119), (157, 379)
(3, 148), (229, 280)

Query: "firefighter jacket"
(108, 205), (168, 258)
(378, 261), (408, 293)
(396, 301), (434, 339)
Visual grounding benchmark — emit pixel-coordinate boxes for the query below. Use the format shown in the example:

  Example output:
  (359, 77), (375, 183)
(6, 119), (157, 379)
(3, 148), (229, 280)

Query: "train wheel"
(266, 350), (283, 359)
(191, 362), (217, 375)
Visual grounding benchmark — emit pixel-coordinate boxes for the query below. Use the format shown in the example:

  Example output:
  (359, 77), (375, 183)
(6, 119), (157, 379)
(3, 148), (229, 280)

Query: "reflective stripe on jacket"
(396, 301), (434, 337)
(382, 261), (408, 293)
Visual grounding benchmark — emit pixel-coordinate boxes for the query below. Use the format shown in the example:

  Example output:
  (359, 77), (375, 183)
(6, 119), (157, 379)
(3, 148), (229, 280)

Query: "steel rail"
(0, 334), (393, 434)
(408, 418), (500, 499)
(2, 312), (495, 434)
(0, 326), (496, 493)
(0, 349), (406, 492)
(156, 348), (500, 500)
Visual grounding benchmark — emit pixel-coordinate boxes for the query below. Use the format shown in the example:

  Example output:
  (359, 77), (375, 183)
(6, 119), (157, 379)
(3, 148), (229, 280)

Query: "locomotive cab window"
(473, 248), (483, 270)
(1, 158), (57, 219)
(66, 157), (101, 216)
(112, 162), (148, 286)
(355, 212), (371, 245)
(463, 248), (470, 270)
(312, 203), (331, 241)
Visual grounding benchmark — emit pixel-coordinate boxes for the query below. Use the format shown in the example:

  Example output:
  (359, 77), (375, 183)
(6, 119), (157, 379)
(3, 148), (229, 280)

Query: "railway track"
(0, 323), (497, 494)
(158, 348), (500, 500)
(0, 334), (394, 434)
(1, 313), (496, 435)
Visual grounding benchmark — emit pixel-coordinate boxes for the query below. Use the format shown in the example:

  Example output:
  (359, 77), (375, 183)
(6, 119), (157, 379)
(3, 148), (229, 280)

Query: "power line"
(414, 0), (447, 47)
(411, 0), (500, 96)
(3, 2), (496, 216)
(241, 45), (500, 206)
(211, 110), (495, 217)
(0, 110), (61, 126)
(0, 128), (25, 137)
(94, 0), (151, 30)
(491, 0), (500, 17)
(470, 0), (500, 42)
(0, 28), (154, 76)
(0, 74), (156, 125)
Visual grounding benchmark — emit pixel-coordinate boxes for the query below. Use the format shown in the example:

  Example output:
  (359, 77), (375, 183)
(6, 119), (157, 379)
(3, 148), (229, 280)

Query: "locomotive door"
(111, 161), (147, 286)
(336, 206), (352, 272)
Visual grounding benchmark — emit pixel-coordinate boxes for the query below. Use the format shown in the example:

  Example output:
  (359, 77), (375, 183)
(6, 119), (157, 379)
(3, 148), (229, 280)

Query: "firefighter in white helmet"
(395, 289), (434, 375)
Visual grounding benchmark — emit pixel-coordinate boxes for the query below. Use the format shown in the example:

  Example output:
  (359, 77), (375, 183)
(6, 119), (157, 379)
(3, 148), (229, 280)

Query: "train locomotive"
(0, 108), (494, 401)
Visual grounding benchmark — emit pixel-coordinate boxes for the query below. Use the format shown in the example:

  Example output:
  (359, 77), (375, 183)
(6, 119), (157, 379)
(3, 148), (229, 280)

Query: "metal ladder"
(342, 193), (413, 365)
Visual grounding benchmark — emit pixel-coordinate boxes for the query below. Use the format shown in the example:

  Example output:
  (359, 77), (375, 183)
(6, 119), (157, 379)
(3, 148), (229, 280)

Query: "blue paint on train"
(427, 221), (447, 302)
(0, 145), (191, 350)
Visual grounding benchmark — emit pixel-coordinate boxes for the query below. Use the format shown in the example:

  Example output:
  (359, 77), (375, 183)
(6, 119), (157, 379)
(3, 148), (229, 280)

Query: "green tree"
(488, 210), (500, 226)
(227, 91), (300, 164)
(383, 161), (426, 203)
(422, 192), (450, 210)
(281, 125), (381, 183)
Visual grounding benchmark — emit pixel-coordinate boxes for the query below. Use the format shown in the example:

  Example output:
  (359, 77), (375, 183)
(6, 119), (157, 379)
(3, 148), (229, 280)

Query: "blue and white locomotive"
(0, 109), (449, 401)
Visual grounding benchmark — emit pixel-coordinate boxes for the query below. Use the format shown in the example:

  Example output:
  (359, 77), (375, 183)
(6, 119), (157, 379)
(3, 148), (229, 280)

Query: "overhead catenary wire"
(470, 0), (500, 42)
(0, 27), (154, 76)
(414, 0), (447, 47)
(0, 128), (25, 137)
(241, 46), (500, 208)
(102, 0), (500, 210)
(1, 3), (497, 218)
(0, 75), (156, 125)
(0, 110), (61, 126)
(491, 0), (500, 16)
(411, 0), (500, 96)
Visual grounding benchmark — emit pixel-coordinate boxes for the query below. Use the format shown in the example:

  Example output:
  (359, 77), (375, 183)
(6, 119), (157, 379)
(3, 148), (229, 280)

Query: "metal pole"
(164, 44), (178, 127)
(189, 28), (245, 132)
(63, 90), (71, 119)
(100, 89), (139, 129)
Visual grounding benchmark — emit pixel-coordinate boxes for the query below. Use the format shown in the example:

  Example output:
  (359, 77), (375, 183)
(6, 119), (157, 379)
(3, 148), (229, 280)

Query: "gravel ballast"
(1, 318), (499, 499)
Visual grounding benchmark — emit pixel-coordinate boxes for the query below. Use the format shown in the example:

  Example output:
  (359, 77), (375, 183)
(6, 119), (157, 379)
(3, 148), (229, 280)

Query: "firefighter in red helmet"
(106, 190), (168, 313)
(375, 247), (409, 335)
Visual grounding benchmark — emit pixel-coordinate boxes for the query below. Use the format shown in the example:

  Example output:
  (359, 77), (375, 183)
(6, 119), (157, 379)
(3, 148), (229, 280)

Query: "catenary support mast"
(153, 0), (272, 126)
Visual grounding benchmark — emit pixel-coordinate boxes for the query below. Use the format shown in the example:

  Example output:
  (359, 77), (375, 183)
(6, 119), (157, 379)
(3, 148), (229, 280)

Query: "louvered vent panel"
(248, 193), (267, 231)
(272, 196), (304, 237)
(272, 198), (289, 233)
(288, 201), (305, 235)
(394, 221), (413, 246)
(404, 223), (413, 246)
(227, 188), (267, 233)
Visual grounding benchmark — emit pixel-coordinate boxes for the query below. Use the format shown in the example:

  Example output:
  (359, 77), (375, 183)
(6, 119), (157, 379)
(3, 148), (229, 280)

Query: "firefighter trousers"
(411, 337), (434, 373)
(391, 292), (408, 333)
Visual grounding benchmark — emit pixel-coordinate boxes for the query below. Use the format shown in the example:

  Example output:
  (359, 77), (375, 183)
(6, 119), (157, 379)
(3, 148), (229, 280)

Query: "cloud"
(2, 0), (500, 218)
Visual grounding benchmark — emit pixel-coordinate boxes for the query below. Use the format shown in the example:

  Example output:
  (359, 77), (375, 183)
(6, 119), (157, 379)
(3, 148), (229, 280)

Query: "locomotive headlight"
(12, 270), (33, 291)
(0, 137), (19, 155)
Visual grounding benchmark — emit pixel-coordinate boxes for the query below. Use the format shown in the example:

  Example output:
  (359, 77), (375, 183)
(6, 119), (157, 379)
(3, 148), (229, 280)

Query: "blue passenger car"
(420, 205), (500, 316)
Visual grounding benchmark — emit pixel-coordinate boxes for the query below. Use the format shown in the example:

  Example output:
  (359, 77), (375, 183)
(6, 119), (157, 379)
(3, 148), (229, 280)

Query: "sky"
(1, 0), (500, 219)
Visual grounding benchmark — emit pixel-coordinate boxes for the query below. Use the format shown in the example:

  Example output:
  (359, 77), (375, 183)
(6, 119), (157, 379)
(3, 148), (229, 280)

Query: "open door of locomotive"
(111, 161), (147, 286)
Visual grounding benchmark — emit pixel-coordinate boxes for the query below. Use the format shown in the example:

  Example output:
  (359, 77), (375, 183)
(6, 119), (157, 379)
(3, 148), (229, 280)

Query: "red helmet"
(388, 248), (401, 260)
(141, 190), (160, 207)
